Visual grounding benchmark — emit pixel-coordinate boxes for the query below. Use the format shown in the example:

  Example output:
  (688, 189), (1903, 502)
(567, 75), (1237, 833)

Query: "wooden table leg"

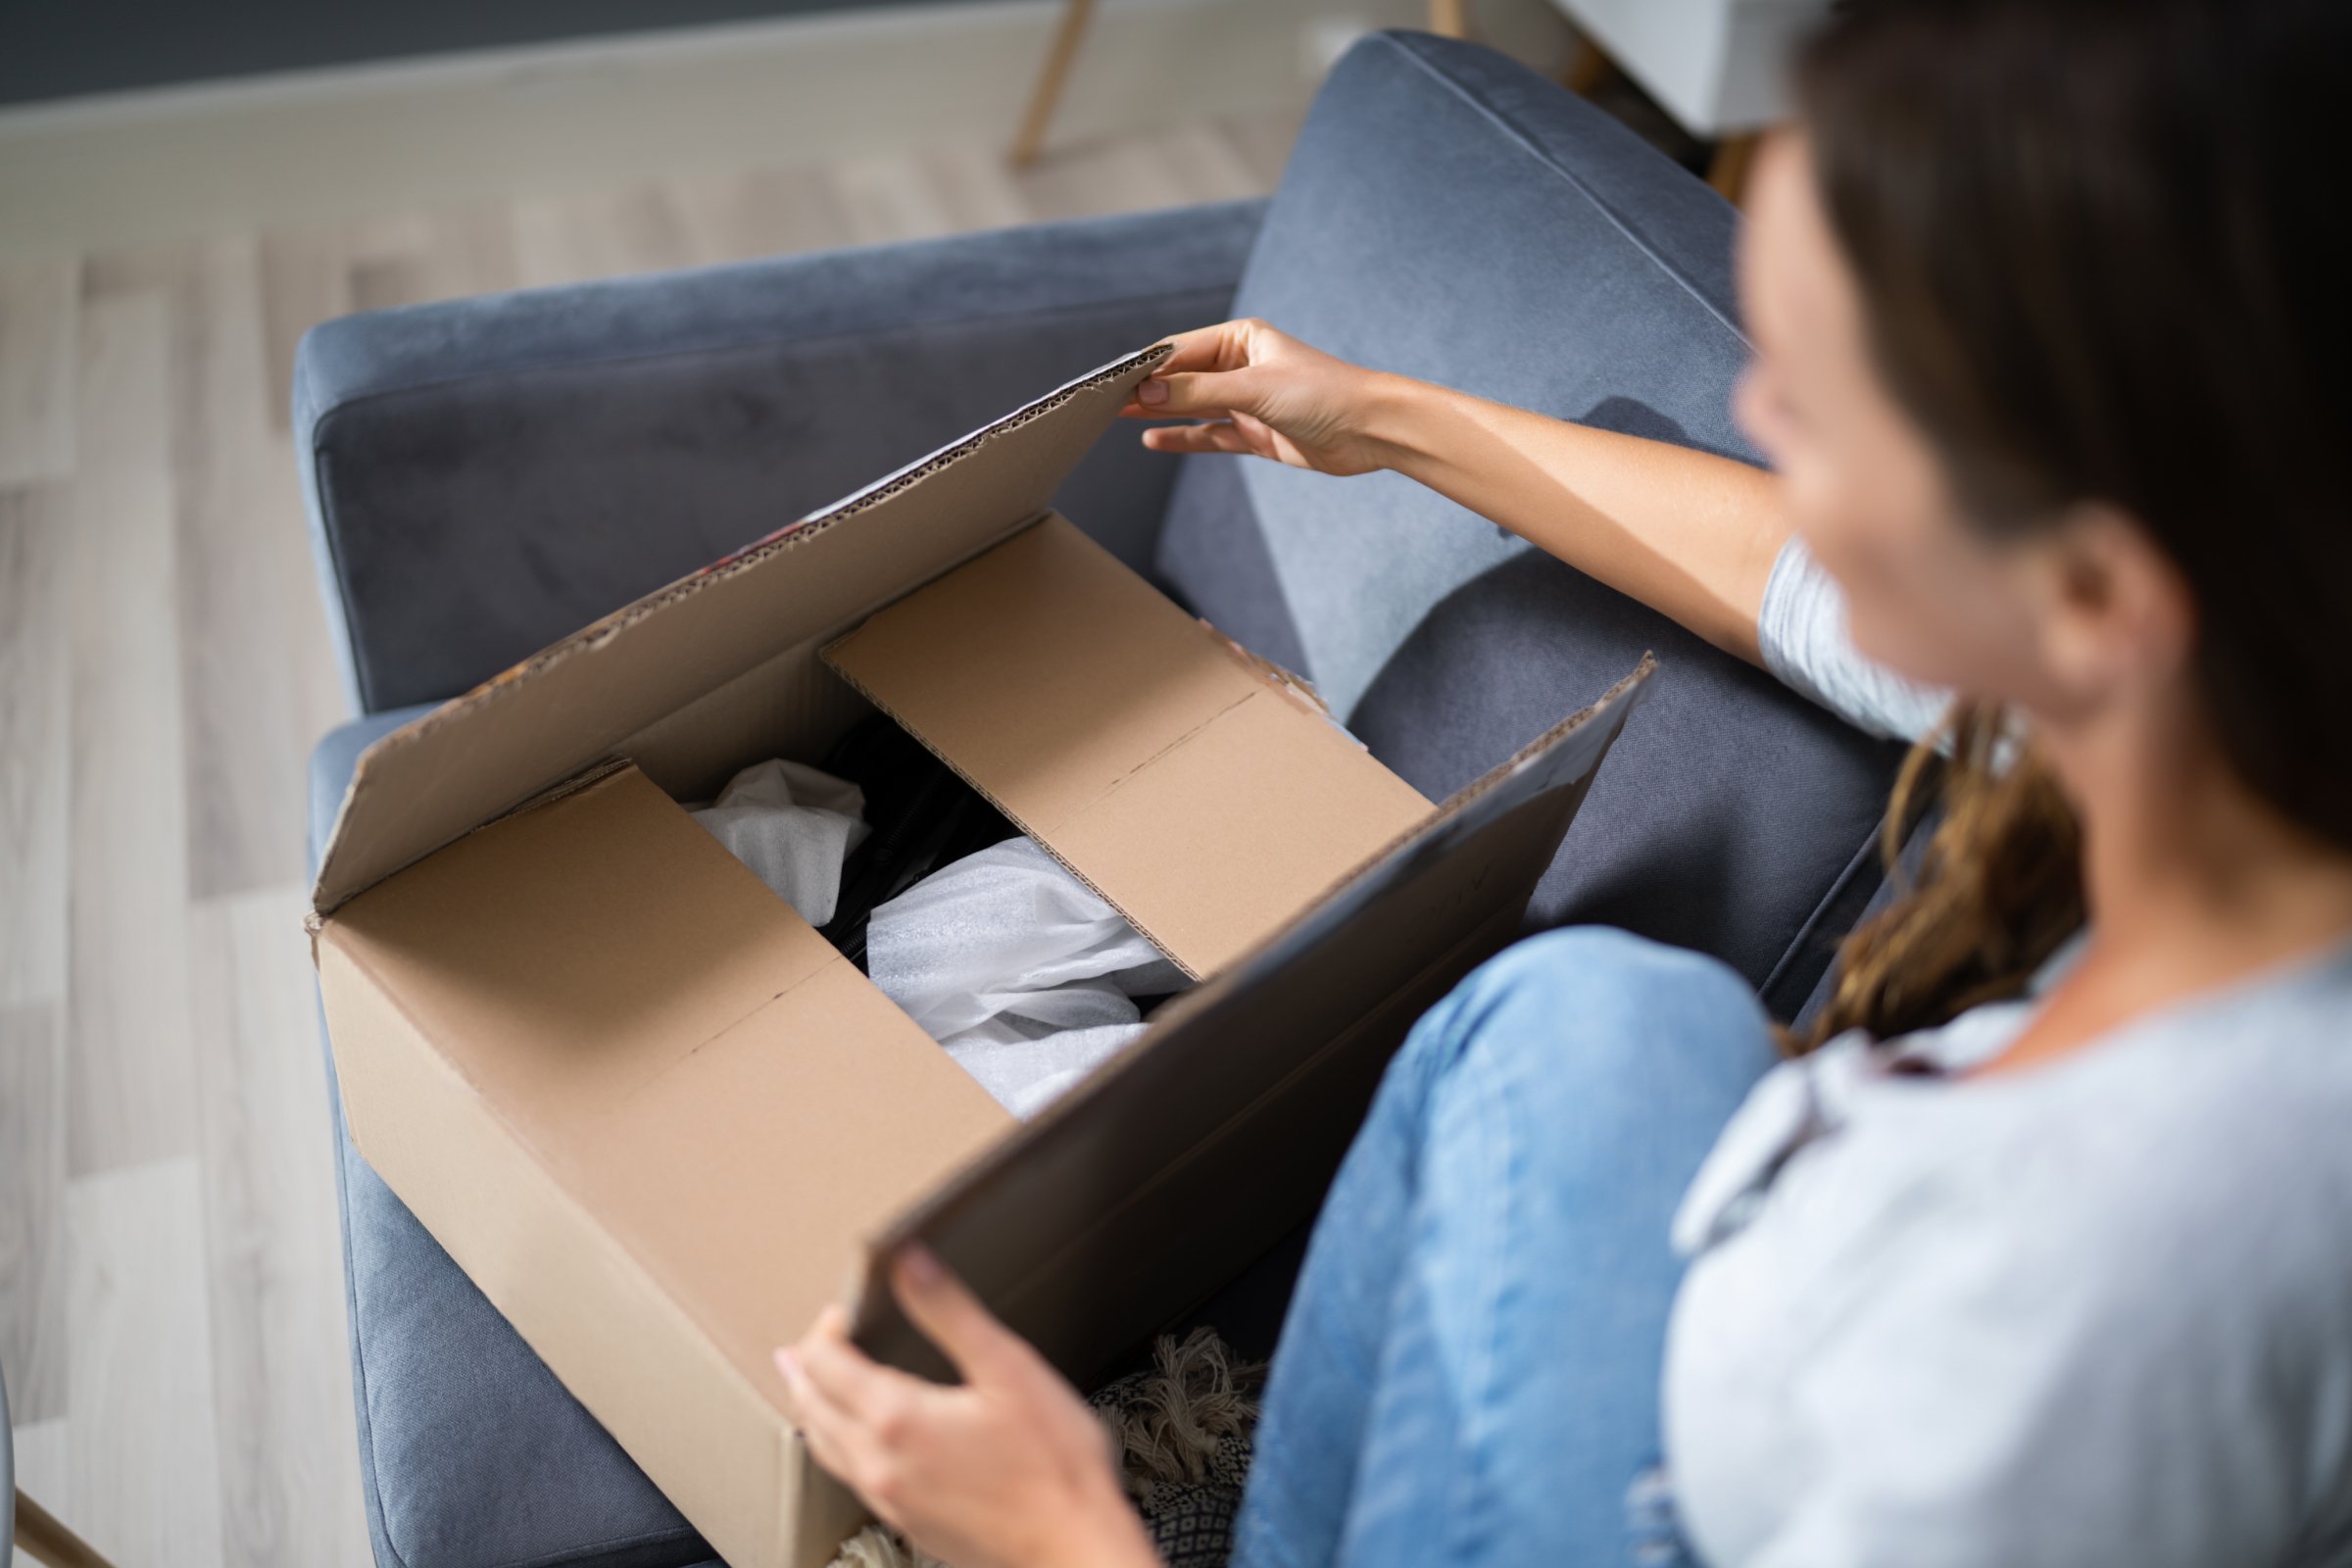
(1708, 131), (1761, 205)
(1428, 0), (1470, 39)
(1558, 34), (1618, 96)
(1009, 0), (1099, 168)
(15, 1489), (117, 1568)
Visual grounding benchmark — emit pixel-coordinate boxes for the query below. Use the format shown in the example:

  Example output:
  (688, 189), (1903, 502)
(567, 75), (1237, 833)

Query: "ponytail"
(1796, 703), (2082, 1050)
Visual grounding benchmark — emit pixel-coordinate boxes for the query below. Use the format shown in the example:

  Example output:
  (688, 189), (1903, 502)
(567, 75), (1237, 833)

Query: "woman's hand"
(776, 1246), (1162, 1568)
(1120, 317), (1396, 477)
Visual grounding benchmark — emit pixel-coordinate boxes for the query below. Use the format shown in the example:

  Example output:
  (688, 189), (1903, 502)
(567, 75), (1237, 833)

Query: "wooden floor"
(0, 102), (1301, 1565)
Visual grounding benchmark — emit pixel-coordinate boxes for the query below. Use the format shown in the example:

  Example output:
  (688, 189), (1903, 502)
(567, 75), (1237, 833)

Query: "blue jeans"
(1229, 927), (1778, 1568)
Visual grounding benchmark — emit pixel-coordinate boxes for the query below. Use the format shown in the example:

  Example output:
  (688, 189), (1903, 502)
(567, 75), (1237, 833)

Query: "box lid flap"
(845, 657), (1656, 1380)
(310, 340), (1177, 915)
(318, 760), (1014, 1404)
(821, 514), (1437, 979)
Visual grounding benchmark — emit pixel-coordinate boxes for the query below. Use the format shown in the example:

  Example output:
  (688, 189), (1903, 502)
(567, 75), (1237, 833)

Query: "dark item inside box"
(815, 710), (1025, 969)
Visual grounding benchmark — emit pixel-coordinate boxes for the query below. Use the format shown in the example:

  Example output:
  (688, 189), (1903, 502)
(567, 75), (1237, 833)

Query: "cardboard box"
(310, 341), (1653, 1568)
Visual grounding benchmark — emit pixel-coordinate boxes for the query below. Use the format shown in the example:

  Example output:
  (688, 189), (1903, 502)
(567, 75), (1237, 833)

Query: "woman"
(775, 1), (2352, 1562)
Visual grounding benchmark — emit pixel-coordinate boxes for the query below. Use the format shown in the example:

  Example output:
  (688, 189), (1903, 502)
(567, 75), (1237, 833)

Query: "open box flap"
(845, 657), (1657, 1381)
(310, 340), (1178, 916)
(316, 760), (1010, 1564)
(822, 514), (1437, 980)
(318, 761), (1014, 1396)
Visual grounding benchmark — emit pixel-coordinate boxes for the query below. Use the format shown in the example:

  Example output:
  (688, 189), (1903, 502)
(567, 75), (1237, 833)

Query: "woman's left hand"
(776, 1245), (1163, 1568)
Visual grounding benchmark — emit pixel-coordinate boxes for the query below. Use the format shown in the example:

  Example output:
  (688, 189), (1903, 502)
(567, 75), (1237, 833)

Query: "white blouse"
(1659, 533), (2352, 1567)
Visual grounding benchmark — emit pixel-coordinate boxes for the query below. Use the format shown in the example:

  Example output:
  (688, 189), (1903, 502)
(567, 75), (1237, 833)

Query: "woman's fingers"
(889, 1245), (1032, 1386)
(793, 1306), (935, 1423)
(1124, 367), (1255, 420)
(1148, 318), (1261, 373)
(1141, 419), (1258, 457)
(774, 1344), (888, 1492)
(1119, 318), (1275, 420)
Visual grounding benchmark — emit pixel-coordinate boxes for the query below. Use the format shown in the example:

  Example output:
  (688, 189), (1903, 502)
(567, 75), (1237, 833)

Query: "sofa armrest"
(294, 197), (1267, 714)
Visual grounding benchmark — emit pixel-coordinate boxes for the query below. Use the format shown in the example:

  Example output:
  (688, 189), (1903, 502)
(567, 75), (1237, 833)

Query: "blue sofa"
(298, 27), (1904, 1568)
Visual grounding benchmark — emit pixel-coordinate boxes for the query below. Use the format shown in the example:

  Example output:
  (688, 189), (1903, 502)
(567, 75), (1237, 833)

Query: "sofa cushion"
(296, 198), (1265, 715)
(1154, 29), (1905, 1014)
(312, 710), (716, 1568)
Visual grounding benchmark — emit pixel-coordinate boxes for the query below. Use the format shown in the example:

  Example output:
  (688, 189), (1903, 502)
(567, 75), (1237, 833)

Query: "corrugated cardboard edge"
(845, 653), (1658, 1281)
(1205, 624), (1339, 723)
(309, 339), (1178, 918)
(1336, 653), (1658, 877)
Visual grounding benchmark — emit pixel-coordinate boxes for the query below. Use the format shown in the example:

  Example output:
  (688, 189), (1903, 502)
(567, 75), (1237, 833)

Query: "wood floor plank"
(1160, 121), (1273, 204)
(171, 237), (347, 900)
(1012, 136), (1199, 223)
(669, 163), (856, 267)
(344, 213), (435, 317)
(920, 145), (1034, 234)
(417, 200), (526, 302)
(0, 258), (79, 487)
(0, 1004), (68, 1424)
(10, 1416), (69, 1508)
(346, 207), (522, 315)
(191, 888), (371, 1568)
(830, 150), (962, 246)
(65, 1158), (228, 1568)
(1217, 103), (1309, 192)
(0, 488), (69, 1009)
(514, 181), (697, 289)
(64, 289), (200, 1177)
(323, 203), (529, 317)
(257, 225), (356, 435)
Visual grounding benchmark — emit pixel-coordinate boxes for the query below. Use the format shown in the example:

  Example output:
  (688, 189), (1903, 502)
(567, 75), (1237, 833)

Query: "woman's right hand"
(1119, 318), (1393, 477)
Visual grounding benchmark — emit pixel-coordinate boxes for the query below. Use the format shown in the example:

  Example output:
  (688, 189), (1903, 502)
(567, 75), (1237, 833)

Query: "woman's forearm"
(1355, 370), (1788, 665)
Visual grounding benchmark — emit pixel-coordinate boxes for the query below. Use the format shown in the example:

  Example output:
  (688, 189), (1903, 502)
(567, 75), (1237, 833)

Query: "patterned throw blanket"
(828, 1327), (1266, 1568)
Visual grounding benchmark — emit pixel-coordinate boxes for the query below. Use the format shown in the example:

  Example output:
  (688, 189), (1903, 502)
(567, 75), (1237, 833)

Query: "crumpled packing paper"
(687, 759), (869, 925)
(868, 837), (1187, 1117)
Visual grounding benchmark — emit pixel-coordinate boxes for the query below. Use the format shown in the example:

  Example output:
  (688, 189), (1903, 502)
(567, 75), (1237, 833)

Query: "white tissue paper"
(687, 759), (868, 925)
(868, 837), (1188, 1118)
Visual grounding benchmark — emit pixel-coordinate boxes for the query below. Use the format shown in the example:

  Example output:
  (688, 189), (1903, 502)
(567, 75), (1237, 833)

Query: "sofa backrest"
(1154, 29), (1902, 1015)
(292, 202), (1263, 716)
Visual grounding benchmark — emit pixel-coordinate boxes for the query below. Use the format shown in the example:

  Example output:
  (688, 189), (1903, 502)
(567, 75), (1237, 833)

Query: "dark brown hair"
(1791, 0), (2352, 1046)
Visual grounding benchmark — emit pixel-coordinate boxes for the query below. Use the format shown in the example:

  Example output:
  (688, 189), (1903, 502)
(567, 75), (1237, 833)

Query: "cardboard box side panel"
(1045, 690), (1437, 978)
(579, 955), (1012, 1397)
(325, 763), (1012, 1396)
(1045, 898), (1528, 1376)
(792, 1450), (876, 1568)
(851, 767), (1600, 1381)
(867, 895), (1529, 1386)
(313, 344), (1175, 915)
(326, 766), (839, 1127)
(824, 515), (1430, 977)
(318, 934), (803, 1568)
(824, 514), (1265, 832)
(620, 629), (877, 805)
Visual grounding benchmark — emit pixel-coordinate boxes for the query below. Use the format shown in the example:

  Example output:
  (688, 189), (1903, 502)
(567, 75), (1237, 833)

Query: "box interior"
(315, 501), (1439, 1423)
(824, 514), (1434, 979)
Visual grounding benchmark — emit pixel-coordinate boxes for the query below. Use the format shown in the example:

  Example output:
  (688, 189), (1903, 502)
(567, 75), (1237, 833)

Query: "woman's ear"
(2026, 502), (2197, 714)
